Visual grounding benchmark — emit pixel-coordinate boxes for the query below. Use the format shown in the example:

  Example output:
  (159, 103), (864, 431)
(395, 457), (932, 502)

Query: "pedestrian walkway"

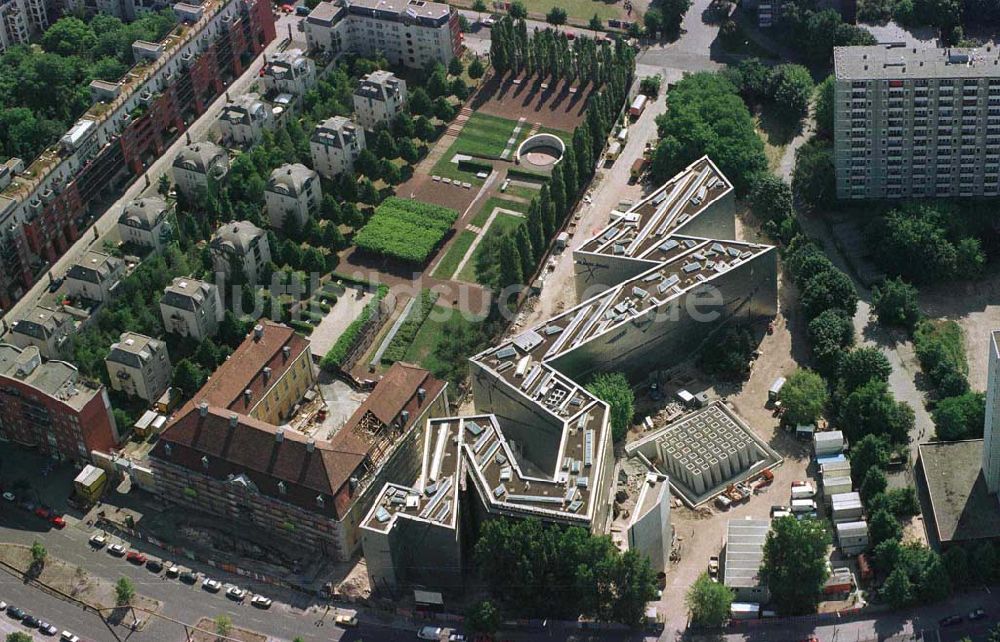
(450, 206), (525, 281)
(418, 106), (473, 175)
(499, 116), (527, 160)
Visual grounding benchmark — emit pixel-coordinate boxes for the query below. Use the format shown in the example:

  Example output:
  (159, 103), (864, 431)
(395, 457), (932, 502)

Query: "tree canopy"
(586, 372), (635, 442)
(781, 369), (828, 426)
(686, 572), (733, 627)
(761, 517), (831, 614)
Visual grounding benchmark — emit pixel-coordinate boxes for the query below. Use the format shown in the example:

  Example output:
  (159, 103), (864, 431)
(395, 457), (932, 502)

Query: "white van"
(791, 483), (816, 500)
(791, 499), (817, 513)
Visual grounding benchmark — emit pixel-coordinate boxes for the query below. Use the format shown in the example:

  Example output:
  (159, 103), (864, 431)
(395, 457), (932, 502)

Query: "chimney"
(164, 443), (172, 457)
(417, 387), (426, 402)
(253, 324), (264, 341)
(400, 410), (410, 424)
(198, 401), (209, 417)
(306, 438), (315, 452)
(282, 345), (291, 360)
(349, 476), (359, 492)
(229, 413), (238, 428)
(275, 427), (284, 442)
(201, 455), (209, 469)
(263, 366), (272, 383)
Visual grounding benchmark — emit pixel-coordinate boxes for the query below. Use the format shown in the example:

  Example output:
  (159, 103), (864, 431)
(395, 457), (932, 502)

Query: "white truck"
(791, 482), (816, 500)
(791, 498), (818, 513)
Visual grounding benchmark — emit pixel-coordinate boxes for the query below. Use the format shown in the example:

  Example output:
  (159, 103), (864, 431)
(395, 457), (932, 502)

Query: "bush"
(913, 319), (969, 397)
(872, 277), (921, 330)
(768, 64), (813, 120)
(699, 324), (756, 378)
(381, 290), (440, 364)
(933, 392), (986, 441)
(782, 369), (828, 426)
(546, 7), (567, 24)
(354, 197), (458, 264)
(586, 372), (635, 442)
(289, 320), (314, 335)
(458, 158), (494, 174)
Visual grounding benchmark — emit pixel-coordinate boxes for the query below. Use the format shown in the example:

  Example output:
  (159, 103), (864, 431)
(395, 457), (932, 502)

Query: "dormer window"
(277, 481), (286, 495)
(315, 494), (325, 508)
(201, 455), (209, 469)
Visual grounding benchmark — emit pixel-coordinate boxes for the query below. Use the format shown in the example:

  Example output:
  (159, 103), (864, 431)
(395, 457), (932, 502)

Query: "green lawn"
(432, 229), (476, 279)
(458, 213), (525, 283)
(431, 113), (529, 183)
(403, 304), (484, 373)
(502, 182), (541, 200)
(519, 0), (620, 22)
(470, 196), (530, 228)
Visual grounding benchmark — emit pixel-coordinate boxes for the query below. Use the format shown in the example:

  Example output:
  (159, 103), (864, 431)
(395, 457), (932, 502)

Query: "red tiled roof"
(193, 320), (309, 412)
(153, 359), (446, 520)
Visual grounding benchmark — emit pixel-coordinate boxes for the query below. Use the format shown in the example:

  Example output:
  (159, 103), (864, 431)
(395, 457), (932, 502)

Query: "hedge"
(458, 158), (494, 174)
(381, 289), (440, 365)
(507, 167), (550, 182)
(353, 198), (459, 264)
(320, 285), (389, 371)
(290, 320), (315, 335)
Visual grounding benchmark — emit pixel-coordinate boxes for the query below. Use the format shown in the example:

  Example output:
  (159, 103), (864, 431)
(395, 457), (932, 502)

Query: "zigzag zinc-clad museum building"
(360, 157), (779, 592)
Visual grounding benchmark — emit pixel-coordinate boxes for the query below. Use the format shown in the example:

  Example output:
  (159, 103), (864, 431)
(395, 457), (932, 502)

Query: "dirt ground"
(190, 616), (267, 642)
(0, 544), (161, 626)
(397, 172), (479, 214)
(470, 73), (592, 132)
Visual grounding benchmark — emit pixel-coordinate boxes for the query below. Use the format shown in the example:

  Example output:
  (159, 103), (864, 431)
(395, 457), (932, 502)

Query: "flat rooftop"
(834, 45), (1000, 81)
(724, 518), (770, 589)
(918, 440), (1000, 545)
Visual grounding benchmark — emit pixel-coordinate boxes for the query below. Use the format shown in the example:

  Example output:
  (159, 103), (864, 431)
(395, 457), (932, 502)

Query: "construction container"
(814, 430), (845, 457)
(768, 377), (786, 401)
(831, 492), (863, 522)
(795, 424), (815, 440)
(836, 520), (869, 556)
(822, 476), (853, 504)
(821, 459), (851, 478)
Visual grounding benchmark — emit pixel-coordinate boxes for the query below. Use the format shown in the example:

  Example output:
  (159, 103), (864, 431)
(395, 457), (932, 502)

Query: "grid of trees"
(354, 198), (458, 264)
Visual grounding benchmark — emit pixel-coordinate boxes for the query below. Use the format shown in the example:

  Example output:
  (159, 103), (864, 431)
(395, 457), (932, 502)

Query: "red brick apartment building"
(0, 0), (276, 308)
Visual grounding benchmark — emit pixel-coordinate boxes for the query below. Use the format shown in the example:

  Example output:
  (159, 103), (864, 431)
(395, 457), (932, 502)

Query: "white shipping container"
(823, 476), (853, 504)
(814, 430), (845, 456)
(730, 602), (760, 619)
(836, 520), (869, 555)
(821, 459), (851, 477)
(832, 492), (863, 522)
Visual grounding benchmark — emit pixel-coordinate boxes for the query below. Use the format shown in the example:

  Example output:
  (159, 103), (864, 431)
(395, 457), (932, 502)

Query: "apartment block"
(265, 163), (321, 229)
(834, 45), (1000, 199)
(106, 332), (172, 402)
(305, 0), (461, 70)
(0, 0), (48, 53)
(218, 92), (273, 147)
(985, 331), (1000, 496)
(310, 116), (365, 179)
(0, 343), (119, 462)
(0, 0), (275, 310)
(353, 70), (407, 131)
(261, 48), (317, 97)
(118, 196), (172, 251)
(159, 277), (222, 341)
(65, 251), (124, 303)
(210, 220), (271, 284)
(172, 142), (229, 199)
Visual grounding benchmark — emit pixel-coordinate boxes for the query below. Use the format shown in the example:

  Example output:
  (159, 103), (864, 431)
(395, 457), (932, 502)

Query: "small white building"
(218, 93), (273, 147)
(265, 163), (321, 229)
(8, 305), (73, 360)
(118, 196), (172, 251)
(159, 277), (222, 341)
(262, 48), (317, 97)
(724, 518), (771, 603)
(831, 492), (863, 523)
(822, 476), (853, 505)
(310, 116), (365, 179)
(814, 430), (845, 457)
(172, 142), (229, 198)
(65, 251), (124, 303)
(210, 220), (272, 284)
(106, 332), (172, 402)
(353, 70), (407, 131)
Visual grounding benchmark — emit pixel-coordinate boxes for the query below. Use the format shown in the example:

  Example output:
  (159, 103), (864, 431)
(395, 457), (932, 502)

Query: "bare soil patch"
(471, 73), (591, 132)
(189, 617), (267, 642)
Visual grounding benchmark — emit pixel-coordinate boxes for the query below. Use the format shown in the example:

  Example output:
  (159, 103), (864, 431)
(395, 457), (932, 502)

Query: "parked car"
(2, 491), (14, 502)
(7, 606), (25, 619)
(108, 543), (127, 556)
(0, 600), (7, 610)
(180, 570), (198, 584)
(202, 578), (223, 592)
(126, 551), (147, 564)
(22, 614), (40, 628)
(49, 515), (65, 529)
(34, 506), (51, 520)
(969, 608), (987, 621)
(940, 614), (963, 627)
(60, 632), (80, 642)
(146, 559), (163, 573)
(708, 556), (719, 580)
(165, 562), (180, 578)
(295, 4), (310, 15)
(334, 611), (358, 627)
(89, 533), (107, 548)
(250, 595), (272, 609)
(38, 621), (58, 635)
(449, 634), (467, 641)
(226, 586), (246, 601)
(48, 276), (64, 293)
(418, 626), (443, 640)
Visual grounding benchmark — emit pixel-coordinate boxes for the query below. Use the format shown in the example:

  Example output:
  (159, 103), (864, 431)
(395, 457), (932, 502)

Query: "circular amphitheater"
(516, 133), (564, 168)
